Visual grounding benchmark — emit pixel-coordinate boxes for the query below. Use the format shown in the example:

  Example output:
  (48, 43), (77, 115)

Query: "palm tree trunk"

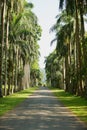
(4, 7), (9, 96)
(14, 45), (18, 92)
(0, 0), (6, 97)
(7, 48), (11, 95)
(63, 58), (66, 90)
(75, 0), (82, 95)
(65, 53), (69, 92)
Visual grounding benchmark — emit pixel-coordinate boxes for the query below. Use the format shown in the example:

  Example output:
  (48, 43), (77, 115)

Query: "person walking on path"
(0, 86), (87, 130)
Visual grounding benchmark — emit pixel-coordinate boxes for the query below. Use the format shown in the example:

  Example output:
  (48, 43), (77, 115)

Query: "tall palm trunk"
(0, 0), (6, 97)
(14, 45), (18, 92)
(10, 42), (15, 94)
(75, 0), (82, 95)
(63, 58), (66, 90)
(74, 32), (77, 93)
(4, 7), (9, 96)
(65, 52), (69, 92)
(7, 47), (11, 95)
(68, 40), (72, 92)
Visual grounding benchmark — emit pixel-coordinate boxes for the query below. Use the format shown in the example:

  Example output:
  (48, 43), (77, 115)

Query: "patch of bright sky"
(28, 0), (59, 68)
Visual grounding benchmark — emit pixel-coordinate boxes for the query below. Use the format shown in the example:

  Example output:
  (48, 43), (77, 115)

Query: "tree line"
(45, 0), (87, 98)
(0, 0), (42, 97)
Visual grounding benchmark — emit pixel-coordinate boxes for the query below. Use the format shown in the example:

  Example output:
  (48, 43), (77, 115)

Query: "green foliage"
(31, 59), (39, 70)
(30, 58), (42, 87)
(45, 51), (63, 88)
(30, 68), (41, 87)
(40, 68), (46, 85)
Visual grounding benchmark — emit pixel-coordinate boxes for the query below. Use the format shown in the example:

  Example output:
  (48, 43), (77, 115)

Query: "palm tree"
(10, 1), (41, 91)
(3, 0), (26, 95)
(58, 0), (87, 95)
(50, 10), (74, 91)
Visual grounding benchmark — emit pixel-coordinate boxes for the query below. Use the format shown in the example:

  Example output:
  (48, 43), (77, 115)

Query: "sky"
(28, 0), (59, 68)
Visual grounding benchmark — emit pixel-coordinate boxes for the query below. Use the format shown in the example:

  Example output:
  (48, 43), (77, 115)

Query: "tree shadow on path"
(0, 87), (87, 130)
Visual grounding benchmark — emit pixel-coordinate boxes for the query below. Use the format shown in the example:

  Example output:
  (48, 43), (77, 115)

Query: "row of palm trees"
(0, 0), (42, 97)
(45, 0), (87, 98)
(45, 50), (63, 88)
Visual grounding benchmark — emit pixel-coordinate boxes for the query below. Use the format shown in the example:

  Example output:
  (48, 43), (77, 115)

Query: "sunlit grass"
(50, 87), (87, 124)
(0, 87), (38, 116)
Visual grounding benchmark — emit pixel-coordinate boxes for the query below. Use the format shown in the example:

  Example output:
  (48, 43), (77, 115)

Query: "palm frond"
(50, 38), (57, 46)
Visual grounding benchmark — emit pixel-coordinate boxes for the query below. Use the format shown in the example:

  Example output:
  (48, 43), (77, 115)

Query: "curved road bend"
(0, 87), (87, 130)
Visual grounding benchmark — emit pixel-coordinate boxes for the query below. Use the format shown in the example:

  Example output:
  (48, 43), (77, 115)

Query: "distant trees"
(30, 59), (42, 87)
(0, 0), (42, 97)
(45, 51), (63, 88)
(45, 0), (87, 98)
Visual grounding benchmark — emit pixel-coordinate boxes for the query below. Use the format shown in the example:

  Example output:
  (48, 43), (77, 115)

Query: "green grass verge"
(50, 87), (87, 124)
(0, 87), (38, 116)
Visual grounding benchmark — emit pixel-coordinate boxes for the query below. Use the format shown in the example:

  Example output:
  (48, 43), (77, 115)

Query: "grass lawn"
(0, 87), (38, 116)
(50, 87), (87, 124)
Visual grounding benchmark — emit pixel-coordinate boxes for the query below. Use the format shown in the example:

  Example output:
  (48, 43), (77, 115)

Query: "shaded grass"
(50, 87), (87, 124)
(0, 87), (38, 116)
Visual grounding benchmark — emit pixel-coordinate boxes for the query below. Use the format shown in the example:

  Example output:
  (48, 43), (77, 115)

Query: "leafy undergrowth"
(0, 87), (38, 116)
(50, 87), (87, 124)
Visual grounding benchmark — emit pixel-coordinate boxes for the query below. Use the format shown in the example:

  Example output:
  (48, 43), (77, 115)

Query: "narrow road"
(0, 87), (87, 130)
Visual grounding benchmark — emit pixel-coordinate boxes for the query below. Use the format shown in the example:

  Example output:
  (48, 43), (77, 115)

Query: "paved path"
(0, 87), (87, 130)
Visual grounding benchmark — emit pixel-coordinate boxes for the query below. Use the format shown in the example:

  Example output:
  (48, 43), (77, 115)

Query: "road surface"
(0, 87), (87, 130)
